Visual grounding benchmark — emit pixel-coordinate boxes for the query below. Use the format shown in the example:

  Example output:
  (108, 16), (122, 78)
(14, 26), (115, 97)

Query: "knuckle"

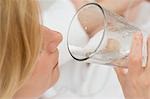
(129, 56), (141, 64)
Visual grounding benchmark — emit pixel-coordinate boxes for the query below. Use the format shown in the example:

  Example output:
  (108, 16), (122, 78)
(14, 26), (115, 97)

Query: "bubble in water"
(108, 57), (113, 60)
(122, 32), (129, 38)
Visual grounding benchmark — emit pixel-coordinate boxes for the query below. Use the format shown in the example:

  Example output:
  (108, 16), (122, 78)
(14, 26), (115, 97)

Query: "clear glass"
(67, 3), (142, 68)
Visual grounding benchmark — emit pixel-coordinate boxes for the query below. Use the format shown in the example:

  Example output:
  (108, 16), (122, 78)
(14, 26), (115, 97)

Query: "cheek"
(35, 50), (59, 71)
(48, 66), (60, 88)
(32, 51), (60, 89)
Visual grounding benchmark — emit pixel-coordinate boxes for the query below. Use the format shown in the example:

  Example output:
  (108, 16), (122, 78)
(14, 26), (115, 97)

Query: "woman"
(0, 0), (150, 99)
(0, 0), (62, 98)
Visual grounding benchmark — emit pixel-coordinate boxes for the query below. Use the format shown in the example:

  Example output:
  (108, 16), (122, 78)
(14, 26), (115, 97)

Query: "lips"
(53, 62), (58, 70)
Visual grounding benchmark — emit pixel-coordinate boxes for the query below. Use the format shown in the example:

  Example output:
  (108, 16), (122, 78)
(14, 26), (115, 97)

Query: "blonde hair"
(0, 0), (41, 98)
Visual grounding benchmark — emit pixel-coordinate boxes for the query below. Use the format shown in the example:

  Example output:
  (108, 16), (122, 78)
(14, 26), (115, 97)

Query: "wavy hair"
(0, 0), (41, 98)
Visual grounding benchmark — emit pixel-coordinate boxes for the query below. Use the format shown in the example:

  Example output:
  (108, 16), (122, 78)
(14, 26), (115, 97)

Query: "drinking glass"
(67, 3), (144, 68)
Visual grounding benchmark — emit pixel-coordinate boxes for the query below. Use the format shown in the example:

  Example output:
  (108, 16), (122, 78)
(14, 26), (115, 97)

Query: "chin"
(51, 65), (60, 87)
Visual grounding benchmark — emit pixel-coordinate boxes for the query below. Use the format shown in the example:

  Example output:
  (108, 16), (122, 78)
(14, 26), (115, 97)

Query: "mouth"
(53, 62), (58, 70)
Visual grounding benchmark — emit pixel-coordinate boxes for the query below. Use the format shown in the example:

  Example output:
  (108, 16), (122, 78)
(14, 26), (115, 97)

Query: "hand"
(71, 0), (143, 38)
(115, 32), (150, 99)
(96, 0), (143, 15)
(72, 0), (143, 15)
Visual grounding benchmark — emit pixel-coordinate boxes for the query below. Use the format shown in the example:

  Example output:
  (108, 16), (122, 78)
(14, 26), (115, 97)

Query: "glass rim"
(67, 3), (107, 61)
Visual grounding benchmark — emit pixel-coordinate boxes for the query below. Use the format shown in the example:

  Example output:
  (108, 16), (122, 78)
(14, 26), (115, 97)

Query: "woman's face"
(15, 26), (63, 97)
(35, 26), (63, 88)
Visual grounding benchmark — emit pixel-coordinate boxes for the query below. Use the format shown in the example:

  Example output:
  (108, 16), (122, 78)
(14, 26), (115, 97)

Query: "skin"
(95, 0), (143, 15)
(72, 0), (143, 14)
(14, 26), (63, 98)
(14, 0), (150, 98)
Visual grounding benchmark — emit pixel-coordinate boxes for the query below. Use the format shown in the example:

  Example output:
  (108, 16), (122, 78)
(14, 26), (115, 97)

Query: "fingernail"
(123, 69), (128, 74)
(134, 32), (142, 40)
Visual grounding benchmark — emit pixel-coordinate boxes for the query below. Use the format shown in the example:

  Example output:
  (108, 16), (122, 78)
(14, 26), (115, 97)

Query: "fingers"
(138, 35), (150, 89)
(145, 36), (150, 70)
(128, 32), (143, 77)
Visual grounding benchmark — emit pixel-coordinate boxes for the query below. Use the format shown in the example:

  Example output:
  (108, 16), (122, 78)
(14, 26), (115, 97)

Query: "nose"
(49, 30), (63, 47)
(41, 26), (63, 53)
